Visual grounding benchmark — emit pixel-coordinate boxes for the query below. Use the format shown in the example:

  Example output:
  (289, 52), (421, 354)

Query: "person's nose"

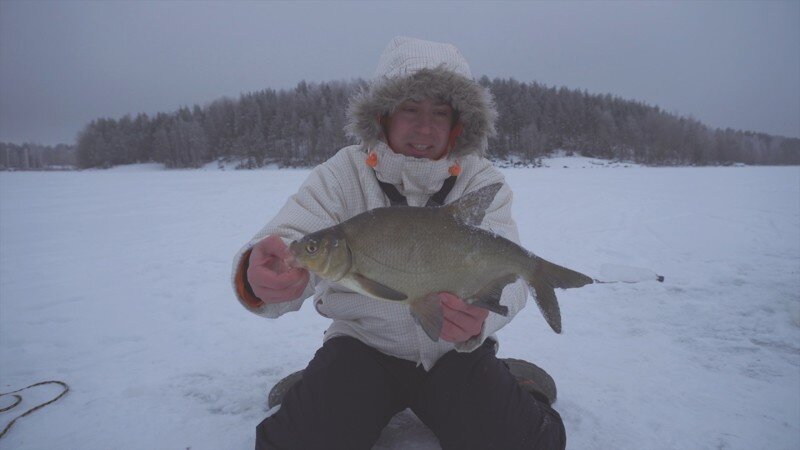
(415, 112), (435, 135)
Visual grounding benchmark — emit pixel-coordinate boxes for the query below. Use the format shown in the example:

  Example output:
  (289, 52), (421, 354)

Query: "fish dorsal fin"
(352, 273), (408, 301)
(442, 183), (503, 226)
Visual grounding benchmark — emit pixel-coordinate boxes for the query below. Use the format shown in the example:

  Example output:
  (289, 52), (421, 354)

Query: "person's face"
(385, 98), (454, 160)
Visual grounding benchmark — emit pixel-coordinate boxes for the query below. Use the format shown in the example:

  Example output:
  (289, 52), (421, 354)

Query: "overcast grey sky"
(1, 0), (798, 146)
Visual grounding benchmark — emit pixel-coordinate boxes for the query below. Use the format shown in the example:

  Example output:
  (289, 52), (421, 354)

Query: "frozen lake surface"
(1, 159), (798, 449)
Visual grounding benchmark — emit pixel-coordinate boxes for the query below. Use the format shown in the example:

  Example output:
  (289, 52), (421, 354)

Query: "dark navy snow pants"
(255, 336), (566, 450)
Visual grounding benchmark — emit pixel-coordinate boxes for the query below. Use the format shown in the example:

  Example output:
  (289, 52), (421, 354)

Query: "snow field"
(1, 162), (797, 449)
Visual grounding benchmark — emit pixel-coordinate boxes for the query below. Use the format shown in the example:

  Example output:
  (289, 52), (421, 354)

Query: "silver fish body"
(289, 183), (593, 341)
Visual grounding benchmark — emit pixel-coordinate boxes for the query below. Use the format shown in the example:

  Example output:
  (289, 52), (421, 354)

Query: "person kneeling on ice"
(232, 36), (567, 450)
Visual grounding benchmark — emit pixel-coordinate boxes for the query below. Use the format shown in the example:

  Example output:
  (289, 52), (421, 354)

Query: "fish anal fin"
(528, 276), (562, 334)
(409, 294), (444, 342)
(443, 183), (503, 227)
(467, 274), (516, 316)
(521, 255), (594, 334)
(352, 273), (408, 301)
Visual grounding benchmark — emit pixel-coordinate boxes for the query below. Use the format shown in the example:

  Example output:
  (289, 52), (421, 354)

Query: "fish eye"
(306, 241), (319, 254)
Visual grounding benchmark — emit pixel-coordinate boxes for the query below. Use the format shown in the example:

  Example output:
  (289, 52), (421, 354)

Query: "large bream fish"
(289, 183), (593, 341)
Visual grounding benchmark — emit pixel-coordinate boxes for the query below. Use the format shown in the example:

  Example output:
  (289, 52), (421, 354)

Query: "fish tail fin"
(523, 256), (594, 334)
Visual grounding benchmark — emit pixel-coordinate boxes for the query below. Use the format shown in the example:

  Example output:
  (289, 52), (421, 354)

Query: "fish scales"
(341, 205), (528, 302)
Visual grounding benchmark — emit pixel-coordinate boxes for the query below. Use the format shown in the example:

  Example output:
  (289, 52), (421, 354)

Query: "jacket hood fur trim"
(345, 66), (498, 157)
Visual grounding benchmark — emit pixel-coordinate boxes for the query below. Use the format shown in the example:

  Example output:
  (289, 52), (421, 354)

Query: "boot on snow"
(502, 357), (557, 406)
(267, 370), (303, 409)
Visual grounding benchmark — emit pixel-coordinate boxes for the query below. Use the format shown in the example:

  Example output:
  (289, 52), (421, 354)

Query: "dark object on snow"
(268, 370), (304, 409)
(503, 358), (558, 406)
(266, 357), (557, 409)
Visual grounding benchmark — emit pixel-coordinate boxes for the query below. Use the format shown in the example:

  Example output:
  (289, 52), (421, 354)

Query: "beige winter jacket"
(231, 141), (528, 369)
(232, 36), (528, 369)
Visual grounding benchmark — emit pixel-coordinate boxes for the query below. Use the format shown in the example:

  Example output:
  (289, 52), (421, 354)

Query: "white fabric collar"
(370, 141), (454, 197)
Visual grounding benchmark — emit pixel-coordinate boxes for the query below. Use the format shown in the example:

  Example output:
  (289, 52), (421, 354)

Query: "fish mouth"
(286, 241), (303, 268)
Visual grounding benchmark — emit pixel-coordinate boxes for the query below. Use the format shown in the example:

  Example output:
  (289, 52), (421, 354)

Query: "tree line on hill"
(1, 143), (75, 170)
(2, 77), (798, 170)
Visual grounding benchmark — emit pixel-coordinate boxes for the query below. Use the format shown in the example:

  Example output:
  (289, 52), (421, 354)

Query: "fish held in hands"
(289, 183), (593, 341)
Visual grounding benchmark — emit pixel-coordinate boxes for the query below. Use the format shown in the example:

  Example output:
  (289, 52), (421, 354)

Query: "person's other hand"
(439, 292), (489, 343)
(247, 235), (309, 303)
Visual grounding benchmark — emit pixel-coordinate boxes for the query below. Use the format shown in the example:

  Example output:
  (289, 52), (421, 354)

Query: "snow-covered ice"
(1, 158), (798, 449)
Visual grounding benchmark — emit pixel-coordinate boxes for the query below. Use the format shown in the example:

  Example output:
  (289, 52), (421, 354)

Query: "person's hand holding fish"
(247, 235), (309, 303)
(439, 292), (489, 343)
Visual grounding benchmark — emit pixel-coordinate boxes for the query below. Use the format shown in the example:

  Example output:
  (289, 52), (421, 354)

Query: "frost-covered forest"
(2, 77), (799, 170)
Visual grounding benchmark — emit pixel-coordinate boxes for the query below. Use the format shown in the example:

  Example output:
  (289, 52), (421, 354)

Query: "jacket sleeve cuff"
(453, 280), (528, 352)
(452, 312), (503, 353)
(234, 249), (265, 309)
(453, 324), (489, 353)
(232, 246), (310, 318)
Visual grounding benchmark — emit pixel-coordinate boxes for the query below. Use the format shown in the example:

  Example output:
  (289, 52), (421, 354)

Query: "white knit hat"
(346, 36), (495, 156)
(374, 36), (473, 80)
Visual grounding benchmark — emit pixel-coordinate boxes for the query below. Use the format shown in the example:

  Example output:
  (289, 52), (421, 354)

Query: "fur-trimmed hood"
(346, 37), (497, 157)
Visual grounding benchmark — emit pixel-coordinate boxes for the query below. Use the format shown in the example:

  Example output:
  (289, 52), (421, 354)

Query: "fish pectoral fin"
(443, 183), (503, 226)
(352, 273), (408, 301)
(467, 274), (516, 316)
(409, 294), (444, 342)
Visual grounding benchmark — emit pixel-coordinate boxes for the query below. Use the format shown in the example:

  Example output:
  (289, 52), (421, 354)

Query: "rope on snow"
(0, 380), (69, 439)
